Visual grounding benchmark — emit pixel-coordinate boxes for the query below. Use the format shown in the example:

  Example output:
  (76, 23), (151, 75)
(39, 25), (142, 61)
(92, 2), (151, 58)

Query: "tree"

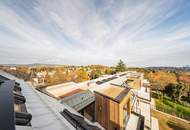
(146, 71), (177, 90)
(164, 82), (188, 102)
(90, 70), (102, 79)
(115, 59), (126, 72)
(164, 83), (176, 98)
(176, 82), (188, 102)
(187, 85), (190, 98)
(105, 68), (114, 74)
(75, 69), (90, 82)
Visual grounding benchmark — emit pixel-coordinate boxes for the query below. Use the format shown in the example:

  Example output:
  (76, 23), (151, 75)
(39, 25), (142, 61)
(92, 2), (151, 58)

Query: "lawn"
(155, 97), (190, 120)
(152, 109), (190, 130)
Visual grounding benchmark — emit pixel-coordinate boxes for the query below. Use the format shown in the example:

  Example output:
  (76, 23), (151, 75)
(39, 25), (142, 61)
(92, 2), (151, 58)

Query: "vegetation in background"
(44, 68), (90, 85)
(164, 82), (190, 102)
(152, 109), (190, 130)
(90, 70), (102, 79)
(75, 69), (90, 82)
(154, 95), (190, 120)
(0, 64), (117, 86)
(145, 71), (178, 90)
(137, 67), (190, 122)
(1, 66), (31, 81)
(151, 79), (190, 120)
(115, 59), (126, 72)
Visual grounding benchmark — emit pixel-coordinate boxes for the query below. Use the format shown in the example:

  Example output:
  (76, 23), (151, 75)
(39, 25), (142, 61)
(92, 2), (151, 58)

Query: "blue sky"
(0, 0), (190, 66)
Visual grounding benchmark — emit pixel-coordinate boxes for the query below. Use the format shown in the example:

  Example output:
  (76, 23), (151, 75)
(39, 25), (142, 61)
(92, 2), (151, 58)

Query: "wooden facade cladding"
(95, 88), (131, 130)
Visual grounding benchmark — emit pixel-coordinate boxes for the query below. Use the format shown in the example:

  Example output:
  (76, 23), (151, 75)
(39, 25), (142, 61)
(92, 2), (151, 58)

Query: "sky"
(0, 0), (190, 67)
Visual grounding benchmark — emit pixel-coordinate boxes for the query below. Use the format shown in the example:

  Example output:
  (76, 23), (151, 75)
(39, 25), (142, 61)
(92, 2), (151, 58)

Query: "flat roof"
(44, 81), (95, 98)
(45, 85), (80, 98)
(94, 85), (130, 103)
(59, 88), (85, 98)
(126, 72), (143, 78)
(46, 82), (76, 91)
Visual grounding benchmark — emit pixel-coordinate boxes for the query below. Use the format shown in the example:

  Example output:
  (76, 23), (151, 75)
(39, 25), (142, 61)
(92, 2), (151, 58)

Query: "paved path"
(126, 113), (139, 130)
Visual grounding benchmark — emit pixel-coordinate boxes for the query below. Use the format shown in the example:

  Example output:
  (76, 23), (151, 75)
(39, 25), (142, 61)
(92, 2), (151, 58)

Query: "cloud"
(0, 0), (190, 66)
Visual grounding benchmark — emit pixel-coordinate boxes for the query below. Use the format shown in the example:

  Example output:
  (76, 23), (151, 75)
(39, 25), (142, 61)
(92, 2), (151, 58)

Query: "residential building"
(0, 70), (158, 130)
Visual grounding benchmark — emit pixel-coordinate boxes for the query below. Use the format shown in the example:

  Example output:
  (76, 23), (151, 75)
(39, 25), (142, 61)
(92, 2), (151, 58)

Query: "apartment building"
(0, 70), (158, 130)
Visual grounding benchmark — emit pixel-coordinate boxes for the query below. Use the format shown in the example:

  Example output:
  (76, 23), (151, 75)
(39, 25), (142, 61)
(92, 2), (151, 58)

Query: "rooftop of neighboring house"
(44, 81), (94, 99)
(59, 88), (85, 98)
(126, 71), (143, 78)
(42, 73), (127, 99)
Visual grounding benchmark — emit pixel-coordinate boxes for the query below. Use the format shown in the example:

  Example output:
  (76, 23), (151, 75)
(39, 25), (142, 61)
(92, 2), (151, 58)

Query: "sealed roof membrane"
(61, 90), (95, 111)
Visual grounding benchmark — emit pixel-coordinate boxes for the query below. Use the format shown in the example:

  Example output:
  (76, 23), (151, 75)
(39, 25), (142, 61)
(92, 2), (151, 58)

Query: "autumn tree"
(90, 70), (102, 79)
(105, 68), (114, 74)
(75, 69), (90, 82)
(146, 71), (177, 90)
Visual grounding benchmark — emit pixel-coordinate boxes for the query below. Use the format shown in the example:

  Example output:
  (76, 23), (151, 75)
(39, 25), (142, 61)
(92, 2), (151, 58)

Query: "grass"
(155, 97), (190, 120)
(152, 109), (190, 130)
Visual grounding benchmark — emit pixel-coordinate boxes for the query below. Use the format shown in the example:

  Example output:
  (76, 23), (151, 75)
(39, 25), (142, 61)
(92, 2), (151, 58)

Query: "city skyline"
(0, 0), (190, 66)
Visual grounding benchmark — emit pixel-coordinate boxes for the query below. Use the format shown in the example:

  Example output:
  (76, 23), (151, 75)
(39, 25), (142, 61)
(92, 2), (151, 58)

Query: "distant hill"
(0, 63), (68, 68)
(0, 63), (112, 68)
(145, 66), (190, 72)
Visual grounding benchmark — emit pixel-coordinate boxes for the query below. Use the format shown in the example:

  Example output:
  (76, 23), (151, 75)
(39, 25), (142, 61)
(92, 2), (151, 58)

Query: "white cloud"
(0, 0), (190, 66)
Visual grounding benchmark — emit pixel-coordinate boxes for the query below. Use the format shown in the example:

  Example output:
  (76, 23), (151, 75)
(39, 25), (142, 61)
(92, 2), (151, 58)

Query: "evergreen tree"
(115, 59), (126, 72)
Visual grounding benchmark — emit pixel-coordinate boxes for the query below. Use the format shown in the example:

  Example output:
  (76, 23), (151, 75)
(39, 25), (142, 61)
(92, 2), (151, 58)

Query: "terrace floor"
(151, 117), (159, 130)
(125, 113), (139, 130)
(138, 101), (151, 128)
